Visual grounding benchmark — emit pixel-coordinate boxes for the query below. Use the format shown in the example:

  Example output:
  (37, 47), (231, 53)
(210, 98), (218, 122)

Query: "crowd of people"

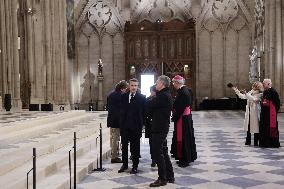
(107, 75), (281, 187)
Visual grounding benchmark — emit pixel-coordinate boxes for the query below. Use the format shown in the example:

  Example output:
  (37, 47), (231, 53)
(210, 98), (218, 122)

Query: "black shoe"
(167, 177), (175, 183)
(130, 168), (138, 174)
(118, 165), (128, 173)
(151, 162), (156, 167)
(111, 158), (122, 163)
(149, 179), (167, 187)
(177, 161), (189, 167)
(245, 141), (251, 145)
(151, 160), (156, 167)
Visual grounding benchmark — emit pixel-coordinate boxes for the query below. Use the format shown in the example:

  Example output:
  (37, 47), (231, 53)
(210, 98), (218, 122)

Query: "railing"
(25, 123), (106, 189)
(93, 123), (105, 172)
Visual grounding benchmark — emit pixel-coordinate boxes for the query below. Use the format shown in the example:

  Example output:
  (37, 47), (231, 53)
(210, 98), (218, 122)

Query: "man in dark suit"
(107, 80), (128, 163)
(118, 78), (146, 174)
(147, 75), (174, 187)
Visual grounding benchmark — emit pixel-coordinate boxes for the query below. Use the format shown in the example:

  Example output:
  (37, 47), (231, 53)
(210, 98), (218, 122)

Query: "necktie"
(130, 93), (134, 103)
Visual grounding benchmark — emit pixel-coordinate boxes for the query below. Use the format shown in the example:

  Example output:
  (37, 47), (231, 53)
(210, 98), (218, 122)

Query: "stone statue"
(249, 46), (259, 83)
(98, 59), (103, 76)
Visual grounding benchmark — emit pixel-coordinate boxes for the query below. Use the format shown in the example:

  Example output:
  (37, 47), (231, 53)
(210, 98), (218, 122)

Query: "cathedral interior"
(0, 0), (284, 189)
(0, 0), (283, 110)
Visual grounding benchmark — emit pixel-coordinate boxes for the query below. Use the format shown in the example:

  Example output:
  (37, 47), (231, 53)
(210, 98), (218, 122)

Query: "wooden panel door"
(125, 19), (196, 98)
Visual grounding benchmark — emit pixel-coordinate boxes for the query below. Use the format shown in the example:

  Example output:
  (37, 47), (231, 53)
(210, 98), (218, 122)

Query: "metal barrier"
(73, 132), (77, 189)
(93, 123), (105, 172)
(68, 150), (72, 189)
(26, 148), (36, 189)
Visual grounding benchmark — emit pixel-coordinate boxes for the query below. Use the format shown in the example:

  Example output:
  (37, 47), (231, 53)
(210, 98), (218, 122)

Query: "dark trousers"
(152, 133), (174, 181)
(149, 136), (154, 161)
(121, 129), (141, 168)
(246, 123), (259, 146)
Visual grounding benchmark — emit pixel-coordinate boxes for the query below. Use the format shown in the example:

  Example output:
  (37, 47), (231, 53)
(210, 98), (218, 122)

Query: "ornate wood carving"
(125, 19), (196, 93)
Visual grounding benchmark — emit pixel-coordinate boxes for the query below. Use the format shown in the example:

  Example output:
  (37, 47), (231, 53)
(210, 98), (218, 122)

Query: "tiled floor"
(78, 111), (284, 189)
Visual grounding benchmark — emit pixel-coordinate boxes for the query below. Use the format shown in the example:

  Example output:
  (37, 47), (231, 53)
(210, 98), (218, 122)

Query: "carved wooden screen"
(125, 19), (196, 94)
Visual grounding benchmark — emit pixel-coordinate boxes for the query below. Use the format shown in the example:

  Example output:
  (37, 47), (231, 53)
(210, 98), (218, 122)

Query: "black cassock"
(171, 86), (197, 164)
(259, 88), (281, 148)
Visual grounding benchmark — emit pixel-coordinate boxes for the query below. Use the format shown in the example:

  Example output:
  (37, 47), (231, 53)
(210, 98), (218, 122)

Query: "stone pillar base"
(12, 98), (22, 111)
(97, 100), (104, 110)
(97, 76), (104, 111)
(0, 96), (2, 111)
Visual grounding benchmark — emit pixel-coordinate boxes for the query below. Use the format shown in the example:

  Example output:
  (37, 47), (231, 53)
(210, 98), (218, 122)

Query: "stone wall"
(74, 0), (125, 105)
(196, 0), (253, 102)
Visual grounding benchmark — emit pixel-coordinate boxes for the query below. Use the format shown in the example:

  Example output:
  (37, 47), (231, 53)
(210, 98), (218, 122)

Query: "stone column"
(5, 0), (12, 94)
(282, 0), (284, 103)
(268, 0), (276, 82)
(0, 0), (7, 95)
(26, 0), (35, 102)
(11, 0), (21, 109)
(97, 75), (104, 110)
(275, 0), (282, 96)
(44, 0), (52, 102)
(264, 0), (270, 78)
(62, 0), (69, 106)
(0, 95), (2, 110)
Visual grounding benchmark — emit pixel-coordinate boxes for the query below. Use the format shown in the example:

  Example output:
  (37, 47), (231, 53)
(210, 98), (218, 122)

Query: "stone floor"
(0, 110), (62, 124)
(77, 111), (284, 189)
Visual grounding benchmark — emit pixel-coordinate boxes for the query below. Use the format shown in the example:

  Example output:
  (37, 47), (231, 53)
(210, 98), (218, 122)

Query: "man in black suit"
(147, 75), (174, 187)
(118, 78), (146, 174)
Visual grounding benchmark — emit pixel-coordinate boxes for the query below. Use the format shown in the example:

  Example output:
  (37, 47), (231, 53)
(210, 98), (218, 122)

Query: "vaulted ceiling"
(74, 0), (254, 36)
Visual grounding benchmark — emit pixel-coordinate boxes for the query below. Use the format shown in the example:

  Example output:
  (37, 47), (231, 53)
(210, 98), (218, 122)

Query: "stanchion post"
(69, 150), (72, 189)
(99, 123), (103, 169)
(33, 148), (36, 189)
(93, 123), (105, 172)
(74, 132), (76, 189)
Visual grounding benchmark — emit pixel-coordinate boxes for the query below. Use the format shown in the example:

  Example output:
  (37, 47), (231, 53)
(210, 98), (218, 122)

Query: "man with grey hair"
(147, 75), (174, 187)
(259, 79), (281, 148)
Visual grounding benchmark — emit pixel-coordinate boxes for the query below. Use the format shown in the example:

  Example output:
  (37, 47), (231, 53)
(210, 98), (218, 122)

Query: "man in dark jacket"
(147, 75), (174, 187)
(145, 85), (157, 167)
(107, 80), (128, 163)
(118, 78), (146, 174)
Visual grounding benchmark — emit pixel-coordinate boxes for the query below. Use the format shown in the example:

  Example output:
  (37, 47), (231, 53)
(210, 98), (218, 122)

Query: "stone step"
(36, 142), (111, 189)
(1, 119), (110, 189)
(0, 111), (93, 144)
(0, 111), (86, 134)
(0, 112), (110, 189)
(0, 118), (100, 176)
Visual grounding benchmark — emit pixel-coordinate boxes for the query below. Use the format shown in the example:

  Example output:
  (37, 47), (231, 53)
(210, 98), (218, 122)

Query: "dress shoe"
(245, 141), (251, 145)
(149, 179), (167, 187)
(130, 168), (138, 174)
(167, 177), (175, 183)
(151, 160), (156, 167)
(177, 161), (189, 167)
(118, 165), (128, 173)
(151, 162), (156, 167)
(111, 158), (122, 163)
